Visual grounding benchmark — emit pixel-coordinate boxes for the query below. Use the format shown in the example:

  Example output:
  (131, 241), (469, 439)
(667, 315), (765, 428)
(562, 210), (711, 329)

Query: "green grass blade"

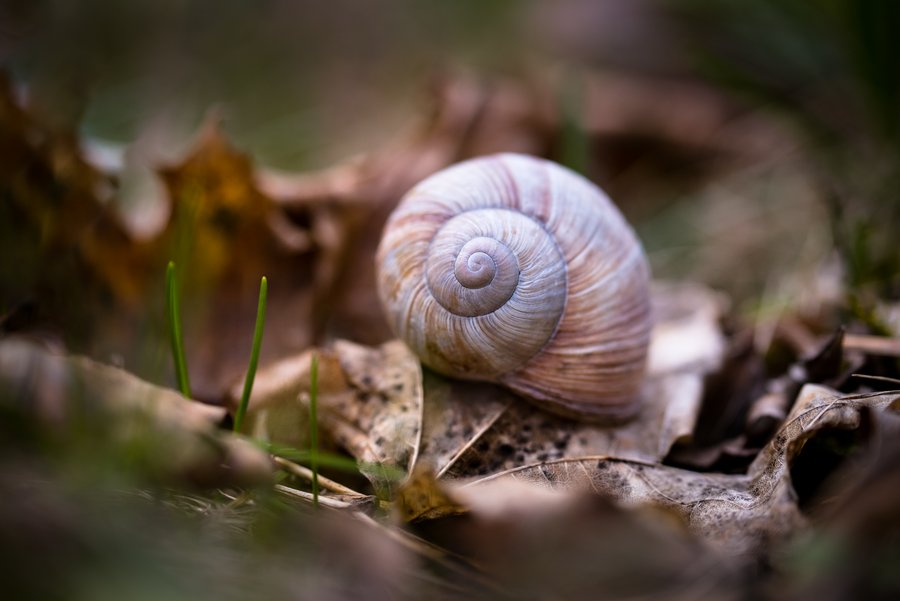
(309, 352), (319, 507)
(261, 443), (384, 475)
(234, 276), (268, 433)
(165, 261), (191, 398)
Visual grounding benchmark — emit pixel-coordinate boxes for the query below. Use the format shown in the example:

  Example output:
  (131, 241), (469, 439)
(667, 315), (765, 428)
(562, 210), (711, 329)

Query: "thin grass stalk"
(166, 261), (191, 398)
(309, 353), (319, 507)
(234, 276), (268, 432)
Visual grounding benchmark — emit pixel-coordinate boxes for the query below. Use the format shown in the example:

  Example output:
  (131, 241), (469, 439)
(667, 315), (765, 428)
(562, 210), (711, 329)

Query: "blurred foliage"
(670, 0), (900, 308)
(0, 0), (522, 169)
(0, 347), (420, 600)
(0, 461), (418, 600)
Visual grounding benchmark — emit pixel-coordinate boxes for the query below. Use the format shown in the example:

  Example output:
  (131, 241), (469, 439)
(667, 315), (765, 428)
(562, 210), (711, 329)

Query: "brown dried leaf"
(0, 337), (272, 486)
(398, 476), (736, 600)
(153, 117), (318, 399)
(673, 327), (866, 472)
(457, 385), (900, 557)
(394, 463), (467, 523)
(327, 339), (423, 473)
(0, 77), (321, 399)
(242, 281), (726, 490)
(417, 372), (514, 477)
(0, 74), (153, 337)
(235, 340), (423, 483)
(227, 348), (350, 449)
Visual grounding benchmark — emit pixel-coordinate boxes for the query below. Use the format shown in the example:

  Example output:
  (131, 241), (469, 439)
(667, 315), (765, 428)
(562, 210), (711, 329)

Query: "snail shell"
(375, 153), (652, 421)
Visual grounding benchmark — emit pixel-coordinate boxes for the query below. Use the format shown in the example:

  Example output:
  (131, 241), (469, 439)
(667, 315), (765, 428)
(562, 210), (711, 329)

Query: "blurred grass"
(1, 0), (524, 170)
(670, 0), (900, 306)
(166, 261), (192, 398)
(0, 351), (415, 599)
(0, 457), (417, 600)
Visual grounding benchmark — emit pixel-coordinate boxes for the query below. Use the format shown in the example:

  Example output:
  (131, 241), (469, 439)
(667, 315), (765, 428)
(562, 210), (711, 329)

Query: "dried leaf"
(672, 326), (866, 472)
(417, 371), (514, 477)
(411, 480), (735, 601)
(0, 74), (152, 338)
(457, 385), (900, 557)
(1, 78), (321, 399)
(394, 463), (467, 523)
(325, 340), (423, 473)
(0, 337), (272, 486)
(227, 348), (349, 448)
(154, 117), (318, 399)
(238, 340), (423, 485)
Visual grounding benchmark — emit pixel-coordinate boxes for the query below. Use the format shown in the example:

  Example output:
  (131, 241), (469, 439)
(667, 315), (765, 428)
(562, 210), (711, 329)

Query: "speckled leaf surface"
(329, 339), (423, 474)
(456, 385), (900, 556)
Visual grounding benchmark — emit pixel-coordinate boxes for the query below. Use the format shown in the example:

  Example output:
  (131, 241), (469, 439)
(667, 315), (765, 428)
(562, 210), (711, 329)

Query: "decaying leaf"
(417, 372), (515, 478)
(670, 326), (867, 472)
(227, 347), (349, 449)
(0, 337), (272, 486)
(409, 490), (737, 601)
(234, 339), (423, 487)
(394, 463), (467, 523)
(326, 339), (423, 474)
(152, 117), (318, 400)
(772, 408), (900, 600)
(453, 385), (900, 557)
(242, 281), (725, 485)
(0, 75), (321, 400)
(0, 73), (152, 344)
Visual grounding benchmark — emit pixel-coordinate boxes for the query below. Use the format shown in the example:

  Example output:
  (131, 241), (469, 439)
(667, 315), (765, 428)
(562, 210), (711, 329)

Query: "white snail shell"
(375, 153), (652, 421)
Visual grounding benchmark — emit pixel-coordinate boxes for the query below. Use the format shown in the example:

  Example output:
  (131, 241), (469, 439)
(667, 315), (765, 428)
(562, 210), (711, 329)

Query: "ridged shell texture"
(376, 153), (652, 421)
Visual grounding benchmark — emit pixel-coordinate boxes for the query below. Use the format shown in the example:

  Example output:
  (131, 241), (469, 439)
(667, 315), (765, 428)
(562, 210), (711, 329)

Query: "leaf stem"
(234, 276), (268, 432)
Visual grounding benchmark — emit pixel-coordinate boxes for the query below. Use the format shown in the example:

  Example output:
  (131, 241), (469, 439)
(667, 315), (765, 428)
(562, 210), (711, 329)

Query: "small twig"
(224, 490), (255, 509)
(275, 484), (355, 509)
(852, 373), (900, 386)
(844, 333), (900, 357)
(272, 455), (365, 497)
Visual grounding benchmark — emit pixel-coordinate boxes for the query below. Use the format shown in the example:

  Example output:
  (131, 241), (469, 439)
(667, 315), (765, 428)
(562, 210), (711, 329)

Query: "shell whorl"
(376, 153), (652, 421)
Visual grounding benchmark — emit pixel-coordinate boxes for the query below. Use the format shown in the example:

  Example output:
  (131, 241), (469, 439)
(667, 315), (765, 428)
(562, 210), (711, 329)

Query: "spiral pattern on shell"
(376, 153), (652, 421)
